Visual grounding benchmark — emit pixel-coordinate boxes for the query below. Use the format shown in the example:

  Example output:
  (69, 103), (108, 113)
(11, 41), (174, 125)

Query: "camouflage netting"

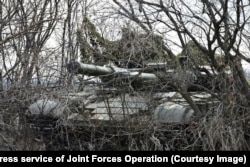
(177, 40), (224, 67)
(77, 17), (169, 68)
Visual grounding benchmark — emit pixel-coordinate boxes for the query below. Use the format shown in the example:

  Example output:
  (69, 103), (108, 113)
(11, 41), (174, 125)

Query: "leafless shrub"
(0, 0), (250, 151)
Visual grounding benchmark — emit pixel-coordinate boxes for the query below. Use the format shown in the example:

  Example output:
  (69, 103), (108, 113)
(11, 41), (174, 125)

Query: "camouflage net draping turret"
(77, 17), (169, 68)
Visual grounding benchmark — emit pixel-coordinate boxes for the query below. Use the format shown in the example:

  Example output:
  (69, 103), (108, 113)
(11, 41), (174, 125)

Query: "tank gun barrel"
(67, 60), (160, 81)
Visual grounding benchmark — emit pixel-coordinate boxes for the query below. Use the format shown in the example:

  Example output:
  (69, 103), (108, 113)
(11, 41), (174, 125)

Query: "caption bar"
(0, 154), (247, 164)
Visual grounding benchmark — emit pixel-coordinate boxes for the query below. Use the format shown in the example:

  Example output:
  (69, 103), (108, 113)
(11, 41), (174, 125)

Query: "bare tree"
(94, 0), (250, 150)
(1, 0), (249, 151)
(0, 0), (60, 85)
(108, 0), (250, 114)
